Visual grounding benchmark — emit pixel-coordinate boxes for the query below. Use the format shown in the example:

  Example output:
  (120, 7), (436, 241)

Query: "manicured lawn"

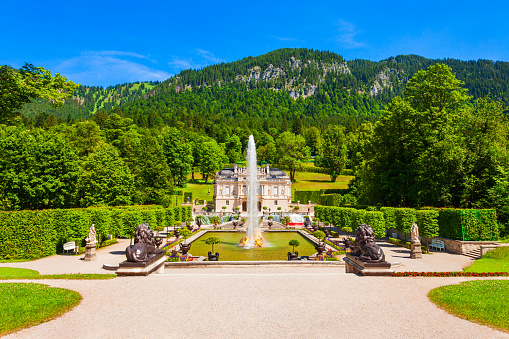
(0, 283), (82, 336)
(292, 171), (353, 191)
(464, 246), (509, 273)
(183, 178), (214, 201)
(0, 267), (116, 280)
(428, 280), (509, 333)
(188, 231), (317, 260)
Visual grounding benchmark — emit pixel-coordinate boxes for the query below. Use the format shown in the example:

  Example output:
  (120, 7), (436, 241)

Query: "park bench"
(429, 239), (445, 252)
(63, 241), (78, 254)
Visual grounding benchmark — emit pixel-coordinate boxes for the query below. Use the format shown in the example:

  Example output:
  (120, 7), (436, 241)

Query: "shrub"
(204, 236), (220, 252)
(439, 209), (498, 241)
(288, 239), (300, 252)
(313, 230), (326, 240)
(0, 205), (185, 260)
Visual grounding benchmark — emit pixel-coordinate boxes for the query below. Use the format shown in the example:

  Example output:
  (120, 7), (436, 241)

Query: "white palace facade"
(212, 164), (291, 213)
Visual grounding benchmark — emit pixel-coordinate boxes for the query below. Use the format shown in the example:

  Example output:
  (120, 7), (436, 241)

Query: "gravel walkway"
(3, 270), (508, 338)
(2, 241), (508, 338)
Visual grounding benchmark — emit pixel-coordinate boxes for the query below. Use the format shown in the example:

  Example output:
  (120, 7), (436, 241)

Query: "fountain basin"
(186, 231), (317, 261)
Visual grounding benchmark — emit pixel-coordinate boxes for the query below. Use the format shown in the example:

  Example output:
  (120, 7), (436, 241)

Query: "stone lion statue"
(125, 222), (164, 263)
(344, 224), (385, 262)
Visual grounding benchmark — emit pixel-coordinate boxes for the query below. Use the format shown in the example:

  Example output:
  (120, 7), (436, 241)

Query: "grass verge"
(464, 246), (509, 273)
(0, 267), (115, 280)
(428, 280), (509, 333)
(0, 283), (82, 336)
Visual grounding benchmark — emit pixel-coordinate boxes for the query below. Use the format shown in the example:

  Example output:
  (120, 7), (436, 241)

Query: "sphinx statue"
(125, 222), (165, 263)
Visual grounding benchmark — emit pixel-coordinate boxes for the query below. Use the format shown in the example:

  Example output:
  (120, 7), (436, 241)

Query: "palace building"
(212, 163), (291, 213)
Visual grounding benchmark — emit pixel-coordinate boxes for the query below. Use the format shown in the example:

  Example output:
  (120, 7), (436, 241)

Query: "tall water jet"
(241, 135), (263, 248)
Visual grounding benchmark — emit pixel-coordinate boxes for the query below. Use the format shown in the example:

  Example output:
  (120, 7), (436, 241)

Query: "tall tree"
(274, 132), (310, 181)
(0, 63), (78, 123)
(0, 126), (79, 210)
(197, 140), (227, 183)
(162, 127), (193, 187)
(224, 134), (242, 163)
(76, 142), (134, 207)
(315, 126), (348, 182)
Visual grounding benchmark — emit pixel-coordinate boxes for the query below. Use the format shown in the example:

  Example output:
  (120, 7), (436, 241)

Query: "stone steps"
(463, 248), (482, 260)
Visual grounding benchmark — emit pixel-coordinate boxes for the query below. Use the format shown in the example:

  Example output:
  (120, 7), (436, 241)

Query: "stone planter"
(315, 243), (325, 255)
(173, 230), (180, 238)
(287, 252), (299, 261)
(180, 243), (191, 255)
(187, 225), (193, 231)
(208, 252), (219, 261)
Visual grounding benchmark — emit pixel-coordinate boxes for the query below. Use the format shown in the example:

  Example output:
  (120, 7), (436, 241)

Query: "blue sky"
(2, 0), (508, 87)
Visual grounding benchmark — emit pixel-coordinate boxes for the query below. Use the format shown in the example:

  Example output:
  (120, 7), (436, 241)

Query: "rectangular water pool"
(188, 231), (316, 261)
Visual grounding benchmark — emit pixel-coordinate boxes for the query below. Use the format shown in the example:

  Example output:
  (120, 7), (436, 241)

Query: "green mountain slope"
(21, 48), (509, 125)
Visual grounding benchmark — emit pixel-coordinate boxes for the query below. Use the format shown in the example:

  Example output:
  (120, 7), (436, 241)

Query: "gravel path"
(2, 240), (507, 338)
(3, 269), (508, 338)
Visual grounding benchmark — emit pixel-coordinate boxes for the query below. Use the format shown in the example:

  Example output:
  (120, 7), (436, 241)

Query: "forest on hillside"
(1, 50), (509, 237)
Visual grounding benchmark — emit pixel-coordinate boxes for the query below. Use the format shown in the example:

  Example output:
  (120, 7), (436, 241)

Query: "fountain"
(239, 135), (264, 248)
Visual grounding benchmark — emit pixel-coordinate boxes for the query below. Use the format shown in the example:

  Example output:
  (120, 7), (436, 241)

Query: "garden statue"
(125, 222), (165, 263)
(84, 224), (97, 261)
(411, 223), (420, 243)
(86, 224), (96, 245)
(410, 223), (423, 259)
(343, 224), (385, 262)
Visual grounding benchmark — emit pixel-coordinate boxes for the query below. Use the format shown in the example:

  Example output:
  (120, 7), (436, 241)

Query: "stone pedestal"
(344, 256), (393, 276)
(116, 253), (166, 276)
(84, 243), (97, 261)
(410, 242), (423, 259)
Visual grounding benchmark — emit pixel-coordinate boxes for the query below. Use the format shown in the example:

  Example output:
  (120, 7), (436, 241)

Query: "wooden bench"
(63, 241), (78, 254)
(429, 239), (445, 252)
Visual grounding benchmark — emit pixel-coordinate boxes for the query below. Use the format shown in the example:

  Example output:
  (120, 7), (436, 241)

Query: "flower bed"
(392, 271), (509, 277)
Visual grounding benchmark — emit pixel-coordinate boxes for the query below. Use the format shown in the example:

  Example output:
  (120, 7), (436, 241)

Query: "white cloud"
(272, 36), (300, 42)
(168, 56), (203, 70)
(335, 20), (365, 49)
(195, 49), (226, 63)
(53, 51), (171, 86)
(168, 50), (226, 73)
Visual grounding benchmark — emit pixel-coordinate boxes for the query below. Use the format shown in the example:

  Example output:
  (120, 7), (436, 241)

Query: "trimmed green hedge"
(317, 205), (498, 242)
(293, 189), (351, 204)
(315, 206), (385, 238)
(319, 194), (357, 206)
(439, 209), (498, 241)
(0, 205), (192, 260)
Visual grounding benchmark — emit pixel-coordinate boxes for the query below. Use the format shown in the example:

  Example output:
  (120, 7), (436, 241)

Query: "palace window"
(275, 200), (278, 205)
(273, 187), (278, 196)
(226, 200), (229, 205)
(225, 187), (230, 195)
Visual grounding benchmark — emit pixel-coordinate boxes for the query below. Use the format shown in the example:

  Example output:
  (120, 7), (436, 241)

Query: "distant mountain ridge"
(21, 48), (509, 123)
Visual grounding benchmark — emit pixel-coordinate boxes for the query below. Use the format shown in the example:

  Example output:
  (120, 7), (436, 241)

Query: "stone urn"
(187, 225), (194, 232)
(173, 229), (180, 238)
(287, 252), (299, 261)
(268, 221), (273, 229)
(324, 229), (331, 237)
(315, 242), (326, 255)
(208, 251), (219, 261)
(312, 225), (319, 232)
(180, 242), (191, 255)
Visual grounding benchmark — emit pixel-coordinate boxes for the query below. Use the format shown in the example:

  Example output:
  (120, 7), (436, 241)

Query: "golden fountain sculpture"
(239, 232), (264, 248)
